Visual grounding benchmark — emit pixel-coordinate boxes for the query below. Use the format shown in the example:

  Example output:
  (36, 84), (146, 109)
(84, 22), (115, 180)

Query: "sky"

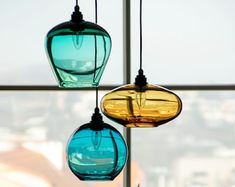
(0, 0), (235, 85)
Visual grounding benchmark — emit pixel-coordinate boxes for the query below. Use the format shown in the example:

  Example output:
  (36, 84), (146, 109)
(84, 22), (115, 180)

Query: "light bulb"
(136, 90), (146, 109)
(92, 131), (102, 150)
(124, 91), (146, 116)
(72, 33), (84, 49)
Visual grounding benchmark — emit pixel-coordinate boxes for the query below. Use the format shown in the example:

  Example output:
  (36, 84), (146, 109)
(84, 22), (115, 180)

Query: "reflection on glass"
(101, 84), (182, 127)
(46, 22), (111, 88)
(67, 122), (127, 181)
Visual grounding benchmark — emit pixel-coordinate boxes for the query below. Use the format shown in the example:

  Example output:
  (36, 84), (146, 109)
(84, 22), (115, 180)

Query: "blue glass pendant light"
(45, 0), (111, 88)
(66, 107), (128, 181)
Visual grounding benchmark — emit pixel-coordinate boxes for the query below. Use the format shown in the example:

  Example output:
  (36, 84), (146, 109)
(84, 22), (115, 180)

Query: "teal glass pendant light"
(45, 0), (111, 88)
(66, 90), (128, 180)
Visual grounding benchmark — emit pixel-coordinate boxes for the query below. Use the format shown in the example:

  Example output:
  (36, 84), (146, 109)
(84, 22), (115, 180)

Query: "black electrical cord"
(139, 0), (143, 70)
(95, 0), (99, 109)
(135, 0), (147, 87)
(92, 0), (104, 123)
(95, 0), (98, 24)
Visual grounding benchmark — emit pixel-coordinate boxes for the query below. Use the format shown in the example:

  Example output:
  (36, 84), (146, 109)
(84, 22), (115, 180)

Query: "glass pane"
(131, 0), (235, 84)
(0, 0), (123, 85)
(0, 91), (124, 186)
(132, 91), (235, 187)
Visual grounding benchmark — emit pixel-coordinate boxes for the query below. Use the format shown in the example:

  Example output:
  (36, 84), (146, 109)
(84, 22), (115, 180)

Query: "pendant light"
(66, 106), (128, 180)
(45, 0), (111, 88)
(100, 0), (182, 128)
(66, 1), (127, 180)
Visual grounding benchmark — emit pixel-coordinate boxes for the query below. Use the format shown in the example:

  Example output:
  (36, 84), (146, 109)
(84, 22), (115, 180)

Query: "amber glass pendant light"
(45, 0), (111, 88)
(101, 0), (182, 128)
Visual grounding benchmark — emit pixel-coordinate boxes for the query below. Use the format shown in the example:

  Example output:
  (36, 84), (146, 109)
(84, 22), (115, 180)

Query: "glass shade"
(45, 21), (111, 88)
(101, 84), (182, 127)
(66, 120), (127, 181)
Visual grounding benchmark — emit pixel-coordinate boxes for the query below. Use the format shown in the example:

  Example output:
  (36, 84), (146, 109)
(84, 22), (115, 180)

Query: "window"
(132, 91), (235, 187)
(0, 0), (123, 85)
(131, 0), (235, 85)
